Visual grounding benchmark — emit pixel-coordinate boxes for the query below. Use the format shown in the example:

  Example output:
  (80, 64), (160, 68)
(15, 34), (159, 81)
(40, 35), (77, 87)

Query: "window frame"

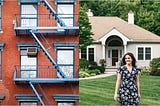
(57, 101), (75, 106)
(0, 5), (1, 31)
(19, 101), (37, 106)
(87, 46), (95, 62)
(0, 50), (1, 80)
(20, 3), (38, 27)
(137, 46), (152, 61)
(20, 49), (38, 78)
(57, 3), (74, 27)
(56, 48), (74, 78)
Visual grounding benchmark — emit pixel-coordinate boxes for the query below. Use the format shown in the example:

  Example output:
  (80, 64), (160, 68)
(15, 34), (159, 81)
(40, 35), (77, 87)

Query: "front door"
(112, 50), (118, 66)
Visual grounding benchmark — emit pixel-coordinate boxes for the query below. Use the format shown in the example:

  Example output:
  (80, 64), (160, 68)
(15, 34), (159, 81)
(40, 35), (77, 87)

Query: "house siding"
(127, 43), (160, 67)
(0, 0), (79, 105)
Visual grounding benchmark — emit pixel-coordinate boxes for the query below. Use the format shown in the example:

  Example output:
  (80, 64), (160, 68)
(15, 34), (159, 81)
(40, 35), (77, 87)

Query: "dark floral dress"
(117, 66), (140, 106)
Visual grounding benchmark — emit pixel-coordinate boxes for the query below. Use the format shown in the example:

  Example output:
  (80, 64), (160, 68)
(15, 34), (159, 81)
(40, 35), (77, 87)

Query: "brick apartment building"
(0, 0), (79, 105)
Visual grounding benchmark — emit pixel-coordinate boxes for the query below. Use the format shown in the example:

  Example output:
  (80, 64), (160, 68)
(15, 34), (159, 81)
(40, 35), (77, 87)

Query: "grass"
(80, 75), (160, 106)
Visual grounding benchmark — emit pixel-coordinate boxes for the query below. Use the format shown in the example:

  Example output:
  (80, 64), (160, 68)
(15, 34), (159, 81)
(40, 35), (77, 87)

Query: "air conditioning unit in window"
(27, 47), (37, 56)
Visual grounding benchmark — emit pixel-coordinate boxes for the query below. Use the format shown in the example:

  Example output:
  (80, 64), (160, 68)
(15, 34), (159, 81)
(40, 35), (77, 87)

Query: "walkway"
(80, 69), (117, 80)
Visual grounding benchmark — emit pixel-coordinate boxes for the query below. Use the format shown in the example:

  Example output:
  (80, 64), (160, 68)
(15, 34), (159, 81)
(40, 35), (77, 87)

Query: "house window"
(0, 5), (1, 31)
(81, 49), (86, 59)
(138, 47), (151, 60)
(20, 102), (37, 106)
(57, 49), (74, 78)
(20, 50), (37, 78)
(145, 47), (151, 60)
(21, 4), (37, 27)
(57, 102), (75, 106)
(0, 51), (1, 80)
(57, 3), (74, 27)
(88, 48), (94, 62)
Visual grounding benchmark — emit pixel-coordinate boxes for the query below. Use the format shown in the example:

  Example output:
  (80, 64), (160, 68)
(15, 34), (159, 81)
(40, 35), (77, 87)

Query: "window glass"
(20, 102), (37, 106)
(57, 49), (74, 78)
(57, 50), (73, 64)
(0, 5), (2, 30)
(81, 49), (87, 59)
(138, 47), (143, 60)
(20, 50), (37, 78)
(58, 102), (75, 106)
(0, 51), (1, 80)
(145, 47), (151, 60)
(88, 48), (94, 62)
(21, 4), (37, 27)
(57, 4), (74, 27)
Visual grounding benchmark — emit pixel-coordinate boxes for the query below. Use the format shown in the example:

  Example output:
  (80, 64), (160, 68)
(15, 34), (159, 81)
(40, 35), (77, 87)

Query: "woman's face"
(125, 55), (132, 65)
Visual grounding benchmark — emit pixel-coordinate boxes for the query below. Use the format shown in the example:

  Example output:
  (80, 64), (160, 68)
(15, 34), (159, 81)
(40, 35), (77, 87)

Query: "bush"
(89, 61), (97, 67)
(89, 66), (105, 73)
(149, 57), (160, 76)
(80, 58), (89, 69)
(140, 67), (150, 76)
(79, 71), (90, 78)
(150, 57), (160, 69)
(150, 68), (160, 76)
(86, 69), (101, 75)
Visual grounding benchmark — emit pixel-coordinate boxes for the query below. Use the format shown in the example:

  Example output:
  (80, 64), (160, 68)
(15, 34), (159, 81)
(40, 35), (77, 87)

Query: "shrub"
(140, 67), (150, 76)
(80, 58), (89, 69)
(89, 66), (105, 73)
(89, 61), (97, 67)
(79, 71), (90, 78)
(150, 68), (160, 76)
(86, 69), (101, 75)
(149, 57), (160, 76)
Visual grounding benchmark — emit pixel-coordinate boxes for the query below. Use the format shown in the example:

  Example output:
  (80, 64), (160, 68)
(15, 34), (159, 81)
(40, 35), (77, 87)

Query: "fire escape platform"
(14, 78), (79, 84)
(14, 26), (79, 36)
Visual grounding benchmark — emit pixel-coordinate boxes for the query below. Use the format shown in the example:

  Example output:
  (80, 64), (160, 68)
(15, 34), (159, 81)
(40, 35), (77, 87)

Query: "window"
(20, 50), (37, 78)
(145, 47), (151, 60)
(20, 102), (37, 106)
(108, 50), (110, 58)
(0, 51), (1, 80)
(21, 4), (37, 27)
(88, 48), (94, 62)
(57, 49), (74, 78)
(57, 102), (75, 106)
(138, 47), (151, 60)
(81, 49), (86, 59)
(0, 5), (1, 30)
(57, 3), (74, 27)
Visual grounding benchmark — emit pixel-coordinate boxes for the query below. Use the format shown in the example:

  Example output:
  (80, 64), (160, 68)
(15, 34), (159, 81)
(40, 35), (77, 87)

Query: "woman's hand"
(114, 93), (118, 101)
(138, 93), (141, 100)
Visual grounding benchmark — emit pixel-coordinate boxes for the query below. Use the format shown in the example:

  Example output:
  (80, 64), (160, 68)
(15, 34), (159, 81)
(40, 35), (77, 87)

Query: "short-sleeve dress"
(117, 65), (140, 106)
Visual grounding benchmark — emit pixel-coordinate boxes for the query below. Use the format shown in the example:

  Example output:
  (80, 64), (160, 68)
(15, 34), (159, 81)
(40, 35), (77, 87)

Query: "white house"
(80, 10), (160, 68)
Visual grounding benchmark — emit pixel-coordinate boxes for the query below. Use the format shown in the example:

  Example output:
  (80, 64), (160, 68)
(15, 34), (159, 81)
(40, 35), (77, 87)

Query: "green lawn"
(80, 75), (160, 106)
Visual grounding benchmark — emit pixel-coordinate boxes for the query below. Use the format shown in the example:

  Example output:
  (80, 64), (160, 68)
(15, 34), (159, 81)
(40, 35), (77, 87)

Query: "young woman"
(114, 52), (141, 106)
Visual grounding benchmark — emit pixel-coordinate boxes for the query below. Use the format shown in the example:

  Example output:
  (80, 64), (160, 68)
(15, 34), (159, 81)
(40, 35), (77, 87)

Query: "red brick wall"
(0, 0), (79, 105)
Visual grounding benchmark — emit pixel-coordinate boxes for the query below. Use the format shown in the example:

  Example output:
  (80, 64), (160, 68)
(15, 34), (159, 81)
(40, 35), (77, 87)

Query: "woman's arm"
(114, 73), (121, 101)
(136, 74), (141, 100)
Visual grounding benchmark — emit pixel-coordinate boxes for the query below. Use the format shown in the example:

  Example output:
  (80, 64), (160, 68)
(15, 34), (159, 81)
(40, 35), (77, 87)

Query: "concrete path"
(80, 70), (117, 80)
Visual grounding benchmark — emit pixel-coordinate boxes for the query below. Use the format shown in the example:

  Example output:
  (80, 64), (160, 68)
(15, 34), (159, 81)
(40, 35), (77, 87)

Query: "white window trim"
(136, 46), (152, 61)
(87, 46), (96, 62)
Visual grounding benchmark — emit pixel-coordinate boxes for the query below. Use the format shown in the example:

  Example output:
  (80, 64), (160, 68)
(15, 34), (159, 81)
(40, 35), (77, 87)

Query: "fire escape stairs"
(40, 0), (66, 27)
(30, 30), (66, 78)
(29, 82), (45, 106)
(25, 1), (72, 105)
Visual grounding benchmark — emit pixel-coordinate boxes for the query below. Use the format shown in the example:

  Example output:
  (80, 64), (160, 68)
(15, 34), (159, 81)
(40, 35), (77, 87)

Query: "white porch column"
(102, 44), (105, 59)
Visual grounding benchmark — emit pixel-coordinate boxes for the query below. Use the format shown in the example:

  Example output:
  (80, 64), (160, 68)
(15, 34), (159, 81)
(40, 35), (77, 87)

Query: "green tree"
(79, 7), (93, 50)
(80, 0), (160, 36)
